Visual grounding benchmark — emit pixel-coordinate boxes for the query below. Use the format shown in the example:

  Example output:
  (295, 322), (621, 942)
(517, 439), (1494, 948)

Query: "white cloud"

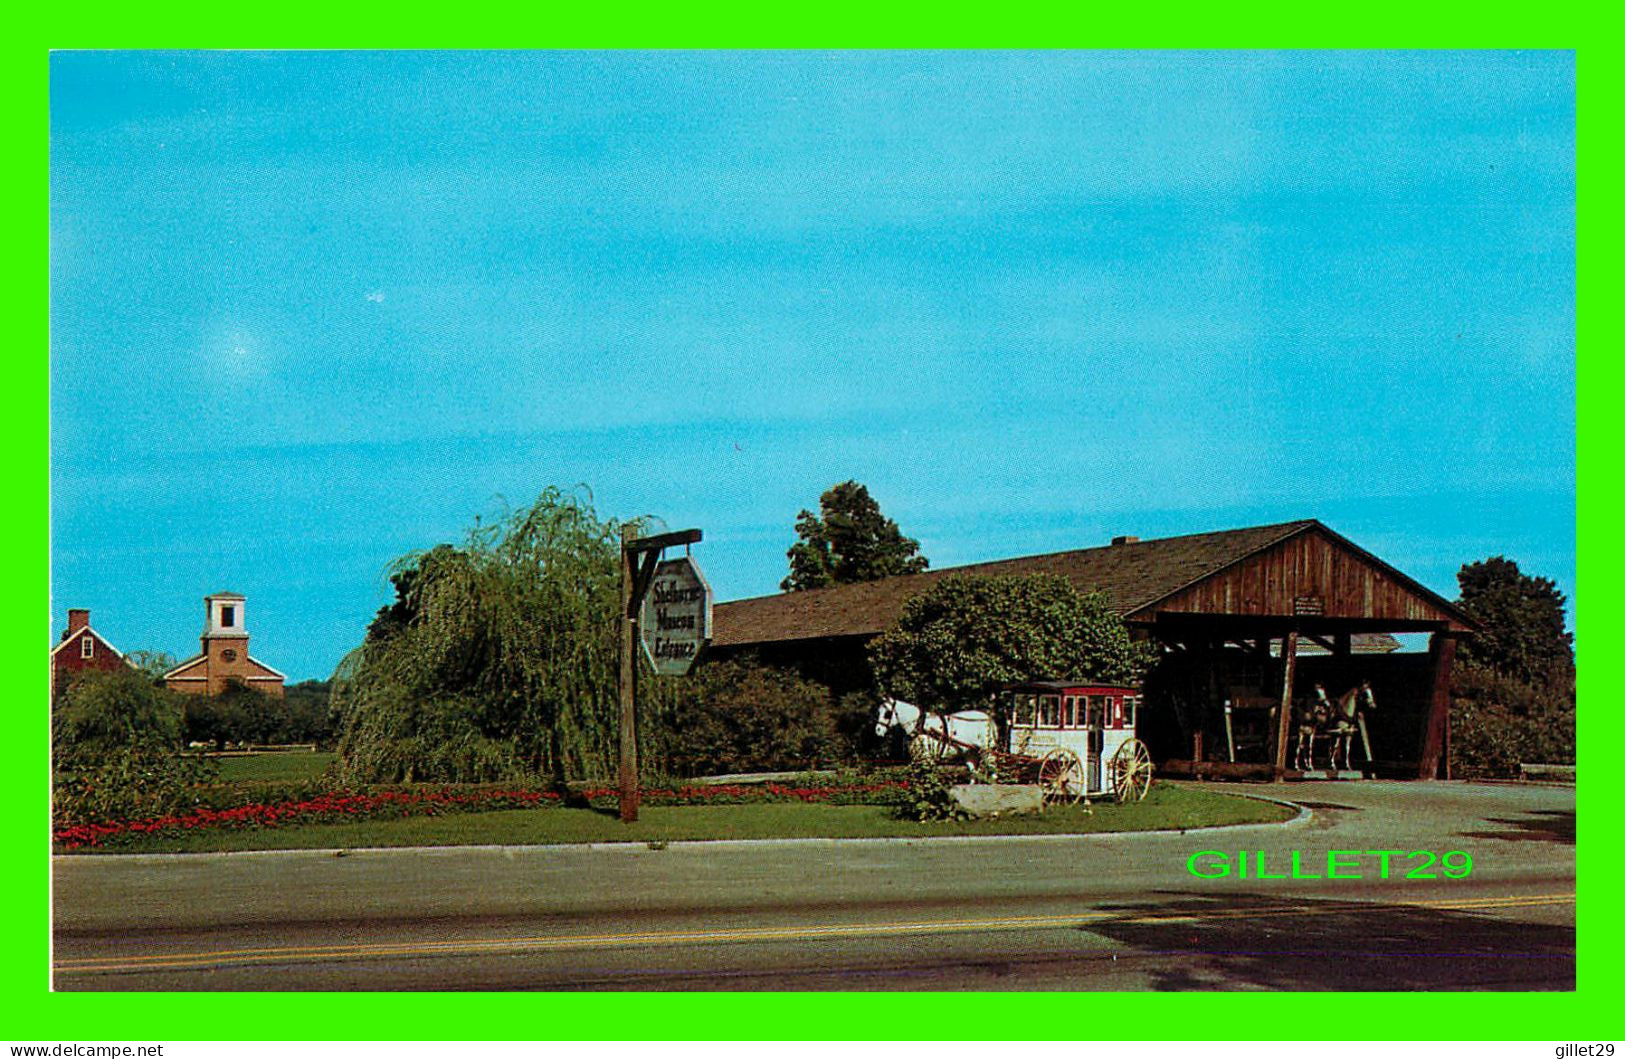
(365, 291), (386, 303)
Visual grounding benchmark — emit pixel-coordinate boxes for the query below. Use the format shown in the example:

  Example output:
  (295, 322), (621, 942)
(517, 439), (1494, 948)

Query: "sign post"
(618, 527), (706, 823)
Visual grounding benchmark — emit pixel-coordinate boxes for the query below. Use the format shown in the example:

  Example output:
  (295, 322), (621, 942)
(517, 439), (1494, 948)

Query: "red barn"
(50, 608), (133, 697)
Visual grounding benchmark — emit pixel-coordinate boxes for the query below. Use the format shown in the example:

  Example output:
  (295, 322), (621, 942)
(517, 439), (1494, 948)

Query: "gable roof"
(245, 655), (287, 680)
(162, 654), (207, 678)
(162, 653), (287, 681)
(711, 519), (1473, 648)
(49, 625), (127, 660)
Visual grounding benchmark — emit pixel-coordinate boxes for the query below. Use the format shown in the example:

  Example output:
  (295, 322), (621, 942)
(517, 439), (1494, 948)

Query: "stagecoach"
(877, 680), (1153, 805)
(1002, 681), (1153, 803)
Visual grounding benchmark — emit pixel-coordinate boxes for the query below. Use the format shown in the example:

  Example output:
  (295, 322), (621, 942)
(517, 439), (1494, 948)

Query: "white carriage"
(879, 680), (1152, 804)
(1001, 680), (1152, 803)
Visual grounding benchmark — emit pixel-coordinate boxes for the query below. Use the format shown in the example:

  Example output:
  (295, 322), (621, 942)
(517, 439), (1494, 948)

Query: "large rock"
(950, 783), (1044, 817)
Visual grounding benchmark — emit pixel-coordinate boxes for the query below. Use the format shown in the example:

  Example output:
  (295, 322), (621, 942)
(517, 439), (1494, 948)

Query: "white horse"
(875, 699), (994, 761)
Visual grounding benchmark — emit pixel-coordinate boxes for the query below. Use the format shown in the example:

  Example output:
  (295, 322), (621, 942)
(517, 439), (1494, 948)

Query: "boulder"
(950, 783), (1043, 817)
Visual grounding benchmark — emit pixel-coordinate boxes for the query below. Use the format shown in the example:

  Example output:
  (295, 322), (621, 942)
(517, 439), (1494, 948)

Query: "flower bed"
(52, 778), (908, 849)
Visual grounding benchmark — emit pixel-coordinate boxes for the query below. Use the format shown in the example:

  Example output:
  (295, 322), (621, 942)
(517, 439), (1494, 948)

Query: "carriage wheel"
(1037, 748), (1085, 806)
(1109, 739), (1154, 802)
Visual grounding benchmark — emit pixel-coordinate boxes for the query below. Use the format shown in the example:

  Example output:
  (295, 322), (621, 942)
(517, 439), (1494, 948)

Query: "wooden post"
(1201, 637), (1217, 768)
(1272, 630), (1299, 778)
(1419, 631), (1457, 780)
(617, 527), (704, 823)
(1445, 704), (1452, 780)
(618, 525), (640, 823)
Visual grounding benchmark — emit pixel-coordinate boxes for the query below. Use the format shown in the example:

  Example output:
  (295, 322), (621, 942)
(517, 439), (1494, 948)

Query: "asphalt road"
(52, 780), (1575, 991)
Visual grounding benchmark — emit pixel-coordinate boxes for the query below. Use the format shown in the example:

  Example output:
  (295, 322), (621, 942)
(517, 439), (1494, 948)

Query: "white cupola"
(204, 592), (249, 638)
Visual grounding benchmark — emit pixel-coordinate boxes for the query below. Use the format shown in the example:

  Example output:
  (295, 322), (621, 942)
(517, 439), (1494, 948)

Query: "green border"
(18, 19), (1604, 1042)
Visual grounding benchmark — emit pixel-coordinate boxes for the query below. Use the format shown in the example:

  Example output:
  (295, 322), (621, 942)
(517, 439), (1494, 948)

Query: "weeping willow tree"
(332, 487), (674, 785)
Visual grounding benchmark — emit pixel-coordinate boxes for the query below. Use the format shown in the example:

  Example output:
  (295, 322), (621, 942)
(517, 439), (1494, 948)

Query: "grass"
(209, 751), (338, 784)
(64, 782), (1295, 855)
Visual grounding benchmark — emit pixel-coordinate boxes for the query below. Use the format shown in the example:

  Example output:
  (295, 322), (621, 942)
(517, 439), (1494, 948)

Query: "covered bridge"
(710, 518), (1476, 779)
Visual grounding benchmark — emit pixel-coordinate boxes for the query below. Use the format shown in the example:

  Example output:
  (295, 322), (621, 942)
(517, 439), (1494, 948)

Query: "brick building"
(162, 592), (286, 698)
(50, 608), (133, 697)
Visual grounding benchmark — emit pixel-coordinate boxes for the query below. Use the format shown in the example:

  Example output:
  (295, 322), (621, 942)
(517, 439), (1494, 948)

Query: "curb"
(53, 791), (1311, 862)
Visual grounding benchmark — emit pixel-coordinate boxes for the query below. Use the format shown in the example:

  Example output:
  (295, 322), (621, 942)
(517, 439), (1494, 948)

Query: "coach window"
(1125, 695), (1138, 729)
(1014, 694), (1036, 728)
(1038, 695), (1061, 728)
(1063, 696), (1078, 728)
(81, 636), (93, 659)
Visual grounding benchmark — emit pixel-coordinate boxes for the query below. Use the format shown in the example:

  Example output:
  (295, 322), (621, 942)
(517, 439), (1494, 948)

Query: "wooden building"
(162, 592), (286, 698)
(710, 519), (1476, 779)
(50, 608), (133, 697)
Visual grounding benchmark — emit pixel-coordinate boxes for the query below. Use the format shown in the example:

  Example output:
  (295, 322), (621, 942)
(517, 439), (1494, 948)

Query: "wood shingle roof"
(712, 518), (1476, 647)
(712, 519), (1325, 647)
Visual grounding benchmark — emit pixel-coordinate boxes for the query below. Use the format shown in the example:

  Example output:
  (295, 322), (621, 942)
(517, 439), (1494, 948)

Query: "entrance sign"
(638, 556), (712, 676)
(618, 527), (703, 823)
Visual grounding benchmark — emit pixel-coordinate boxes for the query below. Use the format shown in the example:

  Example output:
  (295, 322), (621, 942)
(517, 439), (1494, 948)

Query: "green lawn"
(209, 751), (337, 784)
(68, 783), (1294, 854)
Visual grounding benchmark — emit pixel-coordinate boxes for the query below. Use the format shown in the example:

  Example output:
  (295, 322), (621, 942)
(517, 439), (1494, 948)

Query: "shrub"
(1449, 659), (1575, 778)
(659, 658), (846, 776)
(891, 758), (970, 822)
(52, 670), (218, 830)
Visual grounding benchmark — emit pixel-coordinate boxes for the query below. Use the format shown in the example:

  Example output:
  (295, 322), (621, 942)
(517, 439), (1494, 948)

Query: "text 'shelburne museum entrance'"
(707, 519), (1478, 780)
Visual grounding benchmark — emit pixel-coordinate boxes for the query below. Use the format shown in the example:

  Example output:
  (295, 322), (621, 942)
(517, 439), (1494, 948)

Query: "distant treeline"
(181, 679), (335, 748)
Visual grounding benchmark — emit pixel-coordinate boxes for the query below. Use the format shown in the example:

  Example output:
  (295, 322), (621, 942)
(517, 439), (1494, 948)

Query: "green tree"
(366, 543), (463, 645)
(124, 650), (178, 682)
(1455, 556), (1574, 687)
(280, 680), (334, 745)
(1449, 557), (1575, 777)
(781, 480), (928, 592)
(54, 668), (183, 763)
(332, 488), (664, 785)
(180, 688), (254, 750)
(868, 573), (1156, 720)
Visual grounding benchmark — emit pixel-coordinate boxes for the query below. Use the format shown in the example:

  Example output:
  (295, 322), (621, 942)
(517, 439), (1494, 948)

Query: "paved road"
(52, 780), (1575, 991)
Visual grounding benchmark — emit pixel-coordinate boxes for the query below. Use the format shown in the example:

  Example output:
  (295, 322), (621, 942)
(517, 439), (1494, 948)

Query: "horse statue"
(1293, 690), (1332, 771)
(874, 699), (993, 762)
(1313, 680), (1377, 771)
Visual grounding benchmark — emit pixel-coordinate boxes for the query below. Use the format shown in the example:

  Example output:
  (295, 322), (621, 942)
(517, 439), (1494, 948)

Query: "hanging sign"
(638, 555), (713, 676)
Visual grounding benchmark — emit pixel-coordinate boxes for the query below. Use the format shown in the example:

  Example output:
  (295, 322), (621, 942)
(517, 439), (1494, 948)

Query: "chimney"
(66, 609), (90, 636)
(1111, 535), (1140, 546)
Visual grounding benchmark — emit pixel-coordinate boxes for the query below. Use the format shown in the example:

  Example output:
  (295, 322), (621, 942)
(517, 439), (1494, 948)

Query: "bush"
(53, 749), (219, 831)
(52, 670), (217, 830)
(1449, 659), (1575, 778)
(55, 668), (182, 761)
(659, 659), (849, 776)
(891, 758), (970, 822)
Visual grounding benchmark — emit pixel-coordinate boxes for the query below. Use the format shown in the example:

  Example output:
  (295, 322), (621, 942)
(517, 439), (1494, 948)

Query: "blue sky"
(50, 51), (1575, 681)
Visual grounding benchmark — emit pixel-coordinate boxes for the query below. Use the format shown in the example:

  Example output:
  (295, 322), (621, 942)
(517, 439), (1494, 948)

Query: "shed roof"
(711, 518), (1471, 647)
